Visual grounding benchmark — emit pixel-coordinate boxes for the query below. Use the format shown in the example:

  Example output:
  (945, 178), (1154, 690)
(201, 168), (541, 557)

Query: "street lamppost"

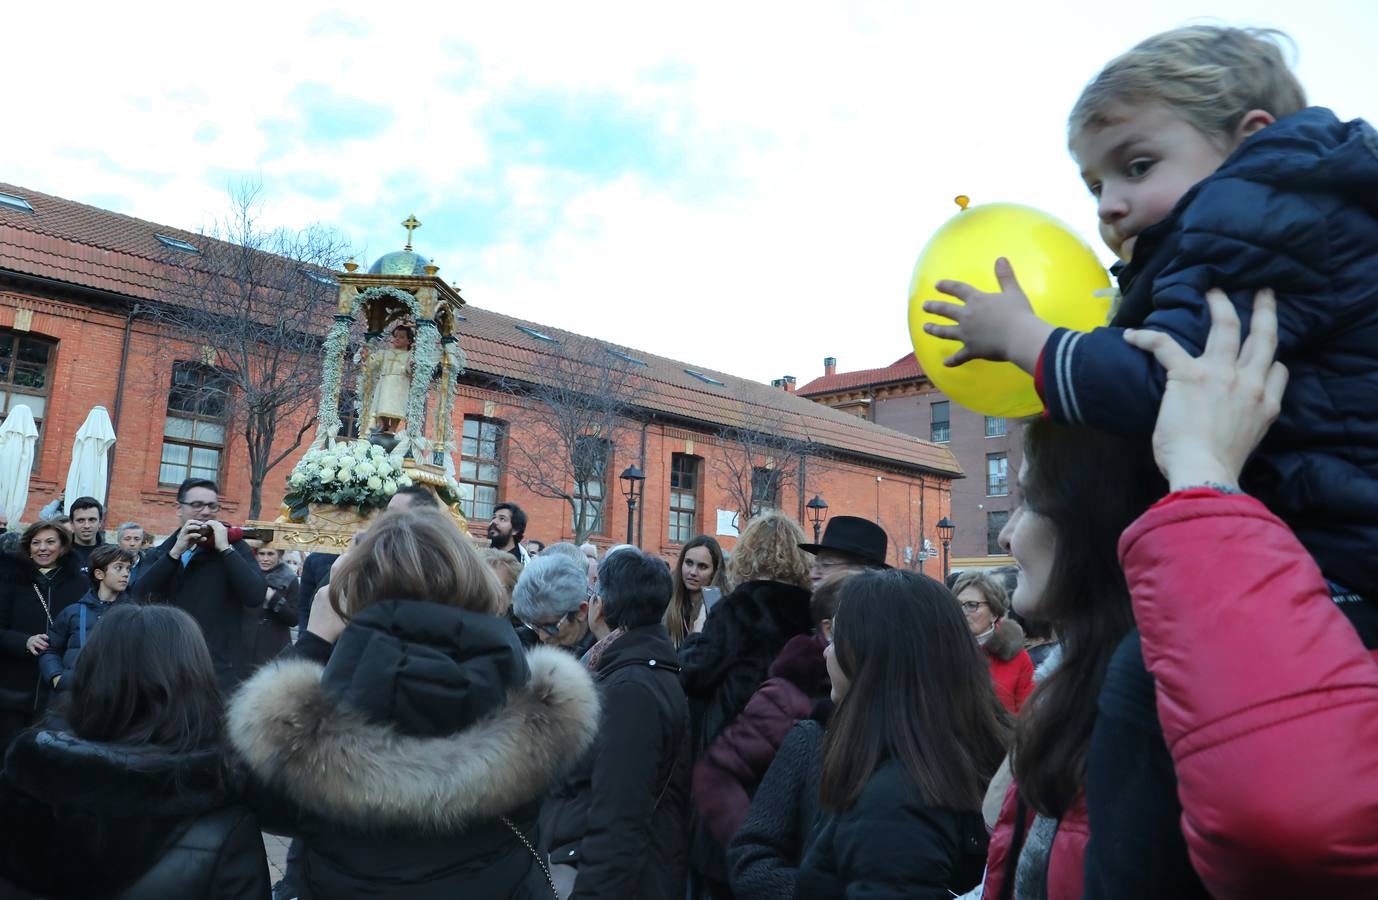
(619, 464), (646, 545)
(936, 517), (955, 580)
(805, 494), (829, 543)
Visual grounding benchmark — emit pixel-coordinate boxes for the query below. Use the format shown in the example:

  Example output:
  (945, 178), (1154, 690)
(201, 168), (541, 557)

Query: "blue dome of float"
(368, 249), (431, 276)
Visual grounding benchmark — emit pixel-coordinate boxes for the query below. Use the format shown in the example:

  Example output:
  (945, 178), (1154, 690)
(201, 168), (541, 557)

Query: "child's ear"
(1235, 109), (1276, 142)
(93, 568), (105, 583)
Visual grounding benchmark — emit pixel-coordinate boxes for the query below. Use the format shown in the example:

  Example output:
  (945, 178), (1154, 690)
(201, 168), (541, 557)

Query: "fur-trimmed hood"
(983, 616), (1026, 662)
(227, 643), (599, 832)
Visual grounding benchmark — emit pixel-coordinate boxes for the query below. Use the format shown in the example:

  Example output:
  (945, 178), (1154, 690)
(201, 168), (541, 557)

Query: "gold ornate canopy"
(247, 217), (472, 552)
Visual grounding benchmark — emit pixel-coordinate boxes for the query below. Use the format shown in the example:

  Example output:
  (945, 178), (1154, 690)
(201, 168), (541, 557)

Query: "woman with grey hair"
(952, 570), (1035, 714)
(512, 554), (596, 656)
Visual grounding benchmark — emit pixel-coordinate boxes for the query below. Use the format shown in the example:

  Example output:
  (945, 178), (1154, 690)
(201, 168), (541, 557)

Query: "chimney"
(824, 356), (837, 376)
(783, 375), (797, 394)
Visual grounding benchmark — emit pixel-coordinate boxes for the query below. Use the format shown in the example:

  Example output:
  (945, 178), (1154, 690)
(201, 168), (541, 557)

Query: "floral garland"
(311, 314), (354, 448)
(283, 441), (414, 518)
(396, 318), (442, 460)
(433, 335), (466, 469)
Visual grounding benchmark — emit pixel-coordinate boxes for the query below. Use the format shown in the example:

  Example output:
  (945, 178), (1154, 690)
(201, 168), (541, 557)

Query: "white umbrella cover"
(64, 406), (116, 506)
(0, 404), (39, 523)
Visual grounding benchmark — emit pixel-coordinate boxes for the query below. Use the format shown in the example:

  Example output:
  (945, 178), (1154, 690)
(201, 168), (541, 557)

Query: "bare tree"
(714, 404), (819, 531)
(500, 336), (646, 544)
(143, 182), (353, 518)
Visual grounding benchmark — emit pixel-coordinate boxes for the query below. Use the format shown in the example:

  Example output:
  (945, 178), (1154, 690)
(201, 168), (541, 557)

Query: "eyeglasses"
(180, 500), (221, 512)
(523, 611), (571, 636)
(960, 600), (988, 615)
(809, 558), (855, 573)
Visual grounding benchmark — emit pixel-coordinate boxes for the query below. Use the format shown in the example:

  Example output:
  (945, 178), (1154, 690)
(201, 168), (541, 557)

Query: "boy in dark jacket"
(924, 25), (1378, 636)
(39, 546), (134, 690)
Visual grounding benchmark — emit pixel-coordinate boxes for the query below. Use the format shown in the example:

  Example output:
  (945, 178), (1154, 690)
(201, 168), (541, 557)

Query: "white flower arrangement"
(283, 441), (413, 518)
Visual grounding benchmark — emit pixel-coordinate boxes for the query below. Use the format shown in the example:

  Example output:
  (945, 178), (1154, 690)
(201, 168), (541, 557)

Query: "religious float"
(247, 217), (471, 551)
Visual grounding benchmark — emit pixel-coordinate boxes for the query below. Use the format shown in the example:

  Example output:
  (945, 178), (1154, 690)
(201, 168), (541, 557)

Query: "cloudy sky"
(6, 1), (1375, 385)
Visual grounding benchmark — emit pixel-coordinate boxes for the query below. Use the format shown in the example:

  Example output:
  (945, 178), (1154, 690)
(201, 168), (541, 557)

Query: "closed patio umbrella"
(64, 406), (116, 506)
(0, 404), (39, 524)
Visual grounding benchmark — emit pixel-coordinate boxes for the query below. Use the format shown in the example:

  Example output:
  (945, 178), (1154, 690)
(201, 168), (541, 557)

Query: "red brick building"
(798, 353), (1021, 571)
(0, 183), (960, 566)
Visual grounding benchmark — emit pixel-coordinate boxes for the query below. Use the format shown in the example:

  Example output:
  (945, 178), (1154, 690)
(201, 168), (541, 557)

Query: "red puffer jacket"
(983, 617), (1035, 714)
(1120, 490), (1378, 899)
(692, 633), (829, 846)
(982, 780), (1089, 900)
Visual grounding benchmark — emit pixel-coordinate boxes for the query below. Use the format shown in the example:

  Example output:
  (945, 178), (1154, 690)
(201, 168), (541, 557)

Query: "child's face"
(97, 561), (131, 593)
(1071, 101), (1234, 262)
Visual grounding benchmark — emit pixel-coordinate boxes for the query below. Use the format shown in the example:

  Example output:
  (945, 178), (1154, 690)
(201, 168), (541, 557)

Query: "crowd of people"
(2, 22), (1378, 900)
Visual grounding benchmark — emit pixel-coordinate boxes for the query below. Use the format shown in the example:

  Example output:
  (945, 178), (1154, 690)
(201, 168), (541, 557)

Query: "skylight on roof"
(607, 348), (648, 367)
(684, 368), (725, 386)
(155, 234), (199, 253)
(0, 191), (34, 213)
(516, 325), (559, 343)
(300, 269), (338, 287)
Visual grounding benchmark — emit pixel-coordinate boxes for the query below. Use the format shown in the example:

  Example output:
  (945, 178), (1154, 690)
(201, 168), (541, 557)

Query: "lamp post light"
(936, 516), (955, 579)
(619, 464), (646, 546)
(805, 494), (829, 543)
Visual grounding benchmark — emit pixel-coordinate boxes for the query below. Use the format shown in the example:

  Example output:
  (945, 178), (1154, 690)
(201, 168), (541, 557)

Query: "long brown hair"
(665, 535), (723, 646)
(330, 508), (506, 619)
(1011, 421), (1164, 817)
(819, 569), (1010, 813)
(66, 604), (223, 753)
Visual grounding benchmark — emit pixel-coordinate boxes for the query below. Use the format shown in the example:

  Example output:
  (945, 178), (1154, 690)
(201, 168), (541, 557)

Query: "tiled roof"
(0, 183), (959, 476)
(797, 352), (926, 396)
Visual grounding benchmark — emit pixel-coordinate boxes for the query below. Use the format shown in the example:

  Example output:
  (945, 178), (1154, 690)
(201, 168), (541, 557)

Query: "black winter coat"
(680, 579), (814, 757)
(728, 719), (823, 900)
(540, 624), (690, 900)
(0, 552), (87, 716)
(0, 729), (269, 899)
(793, 761), (988, 900)
(680, 578), (813, 886)
(228, 599), (601, 900)
(38, 590), (133, 688)
(243, 562), (299, 669)
(133, 533), (265, 692)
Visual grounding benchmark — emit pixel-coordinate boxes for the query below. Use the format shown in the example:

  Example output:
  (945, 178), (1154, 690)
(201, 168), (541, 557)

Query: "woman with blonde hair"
(680, 510), (814, 900)
(228, 507), (600, 899)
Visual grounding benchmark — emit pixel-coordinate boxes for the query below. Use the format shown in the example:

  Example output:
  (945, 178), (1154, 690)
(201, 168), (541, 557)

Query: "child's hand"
(1124, 288), (1288, 491)
(922, 258), (1053, 373)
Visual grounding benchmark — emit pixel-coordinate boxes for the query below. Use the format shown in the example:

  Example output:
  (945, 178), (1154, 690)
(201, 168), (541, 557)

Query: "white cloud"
(4, 0), (1375, 383)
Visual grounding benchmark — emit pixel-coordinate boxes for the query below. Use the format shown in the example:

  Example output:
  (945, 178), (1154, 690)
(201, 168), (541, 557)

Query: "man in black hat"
(798, 515), (890, 584)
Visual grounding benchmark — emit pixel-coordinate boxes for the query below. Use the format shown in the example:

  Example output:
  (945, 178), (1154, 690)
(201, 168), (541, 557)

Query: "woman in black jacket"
(0, 519), (88, 749)
(540, 547), (691, 900)
(679, 510), (815, 899)
(0, 603), (270, 898)
(228, 507), (601, 899)
(794, 570), (1009, 900)
(245, 544), (299, 669)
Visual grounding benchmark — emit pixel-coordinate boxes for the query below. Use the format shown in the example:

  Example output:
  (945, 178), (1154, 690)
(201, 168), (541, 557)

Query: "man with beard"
(489, 502), (530, 564)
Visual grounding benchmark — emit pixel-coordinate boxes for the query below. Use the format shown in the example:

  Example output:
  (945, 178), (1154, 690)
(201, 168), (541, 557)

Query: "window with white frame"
(160, 362), (229, 486)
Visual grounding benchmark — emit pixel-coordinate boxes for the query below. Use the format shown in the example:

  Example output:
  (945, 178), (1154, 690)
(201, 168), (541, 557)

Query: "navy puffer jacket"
(1038, 107), (1378, 601)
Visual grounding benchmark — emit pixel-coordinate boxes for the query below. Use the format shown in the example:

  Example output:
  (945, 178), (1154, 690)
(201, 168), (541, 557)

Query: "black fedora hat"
(798, 516), (889, 568)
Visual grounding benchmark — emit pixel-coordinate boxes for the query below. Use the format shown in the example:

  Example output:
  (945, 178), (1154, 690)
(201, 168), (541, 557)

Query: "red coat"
(1120, 491), (1378, 899)
(983, 780), (1089, 900)
(983, 618), (1035, 714)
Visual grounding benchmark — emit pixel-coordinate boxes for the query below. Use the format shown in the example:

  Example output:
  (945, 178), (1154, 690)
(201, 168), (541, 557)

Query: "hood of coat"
(0, 730), (236, 898)
(5, 729), (230, 818)
(227, 643), (600, 832)
(767, 632), (829, 695)
(322, 598), (531, 737)
(983, 616), (1026, 663)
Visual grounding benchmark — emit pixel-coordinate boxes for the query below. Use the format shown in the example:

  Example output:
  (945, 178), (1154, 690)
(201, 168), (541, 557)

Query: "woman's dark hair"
(66, 604), (223, 752)
(1011, 420), (1164, 818)
(819, 569), (1010, 813)
(22, 520), (72, 557)
(599, 549), (673, 629)
(665, 535), (724, 646)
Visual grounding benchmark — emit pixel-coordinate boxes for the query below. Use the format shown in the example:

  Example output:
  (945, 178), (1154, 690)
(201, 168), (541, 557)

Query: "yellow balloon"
(907, 202), (1112, 417)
